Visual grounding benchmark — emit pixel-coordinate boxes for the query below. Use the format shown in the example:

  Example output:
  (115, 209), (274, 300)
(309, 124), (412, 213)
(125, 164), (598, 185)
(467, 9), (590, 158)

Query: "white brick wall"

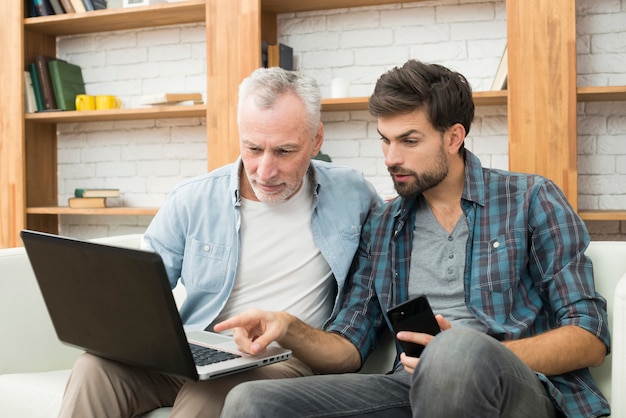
(57, 0), (626, 240)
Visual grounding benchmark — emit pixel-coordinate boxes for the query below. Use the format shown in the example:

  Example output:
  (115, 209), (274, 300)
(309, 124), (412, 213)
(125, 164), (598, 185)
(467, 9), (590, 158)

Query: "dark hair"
(369, 60), (474, 137)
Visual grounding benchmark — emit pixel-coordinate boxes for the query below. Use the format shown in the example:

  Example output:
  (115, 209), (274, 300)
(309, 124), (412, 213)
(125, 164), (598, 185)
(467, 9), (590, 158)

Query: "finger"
(435, 314), (451, 330)
(213, 309), (261, 332)
(396, 331), (435, 346)
(400, 352), (418, 374)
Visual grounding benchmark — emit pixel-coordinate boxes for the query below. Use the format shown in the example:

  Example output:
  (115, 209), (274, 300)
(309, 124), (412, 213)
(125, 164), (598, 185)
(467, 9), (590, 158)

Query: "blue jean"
(220, 328), (558, 418)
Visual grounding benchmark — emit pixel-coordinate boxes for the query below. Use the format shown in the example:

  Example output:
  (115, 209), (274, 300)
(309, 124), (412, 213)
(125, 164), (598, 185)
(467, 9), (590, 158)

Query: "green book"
(28, 62), (44, 111)
(48, 59), (86, 111)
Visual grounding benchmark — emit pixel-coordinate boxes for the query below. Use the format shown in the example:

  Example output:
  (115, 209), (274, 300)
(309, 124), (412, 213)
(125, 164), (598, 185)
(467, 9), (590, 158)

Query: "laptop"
(20, 230), (292, 381)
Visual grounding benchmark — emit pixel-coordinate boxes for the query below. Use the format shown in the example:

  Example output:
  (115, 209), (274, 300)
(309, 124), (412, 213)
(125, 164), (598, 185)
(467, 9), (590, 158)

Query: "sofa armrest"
(0, 234), (145, 375)
(0, 247), (82, 374)
(611, 272), (626, 417)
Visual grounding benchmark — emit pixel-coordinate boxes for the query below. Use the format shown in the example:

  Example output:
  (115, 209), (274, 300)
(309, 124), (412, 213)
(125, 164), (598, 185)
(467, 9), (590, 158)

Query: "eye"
(380, 137), (390, 144)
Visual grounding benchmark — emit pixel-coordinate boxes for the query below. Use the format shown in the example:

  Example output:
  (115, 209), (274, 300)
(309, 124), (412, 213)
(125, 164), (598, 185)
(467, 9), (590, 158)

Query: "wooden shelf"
(26, 207), (159, 216)
(579, 211), (626, 221)
(577, 86), (626, 102)
(261, 0), (425, 13)
(25, 105), (207, 123)
(321, 91), (507, 112)
(23, 0), (206, 35)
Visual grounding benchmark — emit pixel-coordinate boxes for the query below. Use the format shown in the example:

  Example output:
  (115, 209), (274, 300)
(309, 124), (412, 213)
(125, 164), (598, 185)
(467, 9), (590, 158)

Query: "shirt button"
(447, 268), (453, 274)
(449, 254), (454, 259)
(448, 236), (453, 241)
(204, 245), (210, 252)
(493, 241), (500, 249)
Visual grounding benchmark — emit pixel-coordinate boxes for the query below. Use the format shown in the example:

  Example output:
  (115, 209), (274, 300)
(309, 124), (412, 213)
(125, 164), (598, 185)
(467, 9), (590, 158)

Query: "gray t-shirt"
(409, 198), (485, 332)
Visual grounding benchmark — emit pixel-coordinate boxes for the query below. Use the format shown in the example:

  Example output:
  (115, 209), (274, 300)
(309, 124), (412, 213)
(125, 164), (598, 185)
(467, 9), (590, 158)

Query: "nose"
(383, 141), (402, 168)
(256, 152), (278, 181)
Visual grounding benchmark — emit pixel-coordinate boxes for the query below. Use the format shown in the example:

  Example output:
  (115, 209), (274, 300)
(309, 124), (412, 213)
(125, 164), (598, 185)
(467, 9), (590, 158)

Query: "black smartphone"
(386, 295), (440, 357)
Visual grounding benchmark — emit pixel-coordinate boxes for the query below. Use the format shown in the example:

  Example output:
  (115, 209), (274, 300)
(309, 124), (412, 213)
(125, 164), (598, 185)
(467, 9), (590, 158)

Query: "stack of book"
(138, 92), (204, 106)
(27, 0), (106, 17)
(26, 55), (86, 112)
(68, 188), (120, 208)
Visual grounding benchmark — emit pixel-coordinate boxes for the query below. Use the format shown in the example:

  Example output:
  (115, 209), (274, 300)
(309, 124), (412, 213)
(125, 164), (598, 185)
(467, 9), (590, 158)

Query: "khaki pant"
(58, 352), (313, 418)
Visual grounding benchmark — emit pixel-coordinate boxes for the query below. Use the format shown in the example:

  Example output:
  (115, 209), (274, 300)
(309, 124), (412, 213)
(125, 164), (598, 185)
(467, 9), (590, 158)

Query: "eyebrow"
(377, 128), (421, 140)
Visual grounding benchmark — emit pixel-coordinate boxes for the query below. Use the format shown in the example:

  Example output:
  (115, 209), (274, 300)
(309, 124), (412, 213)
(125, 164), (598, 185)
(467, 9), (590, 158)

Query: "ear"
(312, 122), (324, 157)
(446, 123), (466, 155)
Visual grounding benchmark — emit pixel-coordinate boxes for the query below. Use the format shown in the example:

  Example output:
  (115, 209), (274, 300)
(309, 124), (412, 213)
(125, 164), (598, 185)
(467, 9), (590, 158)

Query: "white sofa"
(1, 235), (625, 417)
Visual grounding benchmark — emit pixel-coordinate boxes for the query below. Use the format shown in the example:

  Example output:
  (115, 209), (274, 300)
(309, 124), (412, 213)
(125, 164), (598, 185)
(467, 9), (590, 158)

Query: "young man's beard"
(389, 146), (449, 198)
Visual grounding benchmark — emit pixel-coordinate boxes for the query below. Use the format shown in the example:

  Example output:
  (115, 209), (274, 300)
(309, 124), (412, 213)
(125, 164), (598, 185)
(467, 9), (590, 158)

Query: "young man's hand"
(398, 314), (450, 374)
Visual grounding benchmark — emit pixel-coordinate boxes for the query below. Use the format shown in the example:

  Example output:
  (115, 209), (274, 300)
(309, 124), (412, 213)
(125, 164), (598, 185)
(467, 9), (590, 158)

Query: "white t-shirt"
(212, 177), (334, 330)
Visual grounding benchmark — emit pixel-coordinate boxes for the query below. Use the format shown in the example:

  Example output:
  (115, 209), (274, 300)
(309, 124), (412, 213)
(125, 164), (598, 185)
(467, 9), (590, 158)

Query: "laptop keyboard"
(189, 343), (241, 366)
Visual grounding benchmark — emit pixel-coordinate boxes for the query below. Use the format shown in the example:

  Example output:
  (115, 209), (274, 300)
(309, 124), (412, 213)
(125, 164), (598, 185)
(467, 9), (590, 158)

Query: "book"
(82, 0), (94, 11)
(267, 43), (293, 70)
(48, 59), (86, 111)
(261, 41), (269, 68)
(28, 62), (45, 111)
(92, 0), (106, 9)
(59, 0), (75, 13)
(32, 0), (54, 16)
(34, 55), (59, 111)
(48, 0), (66, 14)
(491, 44), (508, 91)
(267, 44), (279, 68)
(24, 71), (38, 114)
(279, 43), (293, 71)
(74, 188), (120, 198)
(27, 0), (38, 17)
(68, 197), (107, 208)
(69, 0), (87, 12)
(138, 92), (203, 105)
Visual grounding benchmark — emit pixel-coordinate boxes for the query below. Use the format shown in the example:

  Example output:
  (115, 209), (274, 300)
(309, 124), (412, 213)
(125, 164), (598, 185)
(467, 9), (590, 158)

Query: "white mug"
(331, 77), (350, 98)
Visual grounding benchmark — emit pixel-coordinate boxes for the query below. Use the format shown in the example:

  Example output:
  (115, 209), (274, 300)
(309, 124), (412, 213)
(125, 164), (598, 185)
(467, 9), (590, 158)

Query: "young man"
(217, 60), (611, 417)
(57, 67), (380, 417)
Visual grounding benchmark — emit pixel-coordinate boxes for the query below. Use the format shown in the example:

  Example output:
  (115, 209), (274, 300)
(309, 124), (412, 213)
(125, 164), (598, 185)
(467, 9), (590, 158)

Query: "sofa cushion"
(0, 370), (70, 418)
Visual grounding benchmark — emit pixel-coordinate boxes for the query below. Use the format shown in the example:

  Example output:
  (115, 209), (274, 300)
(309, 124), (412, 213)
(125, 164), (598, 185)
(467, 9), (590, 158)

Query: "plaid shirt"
(327, 150), (610, 417)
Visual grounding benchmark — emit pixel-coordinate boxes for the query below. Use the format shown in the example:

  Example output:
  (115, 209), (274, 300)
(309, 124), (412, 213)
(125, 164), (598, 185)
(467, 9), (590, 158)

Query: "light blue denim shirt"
(144, 158), (381, 330)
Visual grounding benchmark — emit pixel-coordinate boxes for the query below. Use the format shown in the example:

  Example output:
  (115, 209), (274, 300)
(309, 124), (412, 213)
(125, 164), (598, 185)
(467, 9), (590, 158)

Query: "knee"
(71, 353), (110, 377)
(416, 328), (502, 384)
(222, 381), (268, 418)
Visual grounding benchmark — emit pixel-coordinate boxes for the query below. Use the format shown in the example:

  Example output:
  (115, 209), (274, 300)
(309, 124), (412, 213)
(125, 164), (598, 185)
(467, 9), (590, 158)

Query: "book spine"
(34, 56), (58, 110)
(91, 0), (106, 9)
(28, 62), (45, 111)
(48, 0), (66, 14)
(82, 0), (94, 11)
(27, 0), (38, 17)
(24, 71), (38, 114)
(47, 61), (66, 110)
(69, 0), (87, 13)
(59, 0), (75, 13)
(32, 0), (53, 16)
(279, 43), (293, 71)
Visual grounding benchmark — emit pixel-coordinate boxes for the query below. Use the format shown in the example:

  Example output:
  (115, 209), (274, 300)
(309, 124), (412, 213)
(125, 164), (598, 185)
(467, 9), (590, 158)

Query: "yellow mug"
(75, 94), (96, 111)
(96, 95), (122, 110)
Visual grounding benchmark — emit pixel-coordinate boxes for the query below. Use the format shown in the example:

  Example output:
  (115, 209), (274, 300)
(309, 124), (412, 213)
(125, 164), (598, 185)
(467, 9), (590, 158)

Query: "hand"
(398, 314), (451, 374)
(213, 309), (293, 355)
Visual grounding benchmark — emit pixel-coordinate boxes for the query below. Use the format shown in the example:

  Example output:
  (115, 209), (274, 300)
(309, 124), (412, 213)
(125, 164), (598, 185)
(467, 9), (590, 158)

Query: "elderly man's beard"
(388, 147), (449, 198)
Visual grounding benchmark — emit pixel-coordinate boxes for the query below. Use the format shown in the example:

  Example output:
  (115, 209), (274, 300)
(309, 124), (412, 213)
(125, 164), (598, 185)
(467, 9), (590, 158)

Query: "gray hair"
(238, 67), (321, 137)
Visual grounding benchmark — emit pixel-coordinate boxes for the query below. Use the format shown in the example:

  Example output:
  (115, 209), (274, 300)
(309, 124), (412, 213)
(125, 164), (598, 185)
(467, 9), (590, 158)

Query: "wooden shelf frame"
(3, 0), (626, 247)
(25, 105), (207, 123)
(23, 0), (206, 35)
(26, 207), (159, 216)
(321, 91), (508, 112)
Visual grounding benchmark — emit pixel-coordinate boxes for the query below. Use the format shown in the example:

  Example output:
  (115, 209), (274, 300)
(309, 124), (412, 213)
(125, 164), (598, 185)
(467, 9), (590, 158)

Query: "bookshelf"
(2, 0), (625, 248)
